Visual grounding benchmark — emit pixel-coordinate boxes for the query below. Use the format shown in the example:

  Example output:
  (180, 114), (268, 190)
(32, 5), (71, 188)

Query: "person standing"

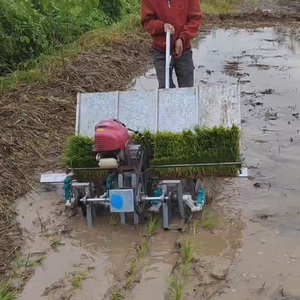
(141, 0), (202, 88)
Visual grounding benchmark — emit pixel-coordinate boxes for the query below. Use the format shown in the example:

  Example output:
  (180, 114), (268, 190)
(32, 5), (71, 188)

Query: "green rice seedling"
(61, 136), (98, 169)
(167, 276), (183, 300)
(147, 216), (158, 236)
(190, 219), (201, 236)
(62, 125), (240, 181)
(181, 241), (194, 264)
(110, 214), (119, 226)
(71, 267), (94, 288)
(181, 240), (195, 276)
(111, 290), (123, 300)
(182, 262), (191, 277)
(12, 254), (46, 279)
(72, 273), (85, 288)
(50, 235), (62, 252)
(128, 259), (137, 276)
(138, 239), (148, 256)
(0, 281), (17, 300)
(202, 209), (218, 229)
(125, 274), (134, 290)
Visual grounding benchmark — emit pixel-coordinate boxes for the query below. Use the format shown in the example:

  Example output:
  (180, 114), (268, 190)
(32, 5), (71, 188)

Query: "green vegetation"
(0, 254), (45, 299)
(0, 0), (246, 94)
(111, 290), (124, 300)
(167, 276), (184, 300)
(62, 135), (108, 181)
(0, 0), (140, 76)
(62, 136), (98, 168)
(128, 259), (138, 276)
(190, 219), (201, 236)
(146, 216), (158, 236)
(0, 0), (142, 94)
(110, 214), (119, 226)
(49, 235), (62, 252)
(71, 266), (94, 288)
(0, 281), (16, 300)
(181, 240), (194, 276)
(138, 239), (148, 257)
(11, 253), (45, 283)
(201, 0), (245, 15)
(143, 126), (240, 176)
(62, 126), (240, 179)
(201, 209), (219, 229)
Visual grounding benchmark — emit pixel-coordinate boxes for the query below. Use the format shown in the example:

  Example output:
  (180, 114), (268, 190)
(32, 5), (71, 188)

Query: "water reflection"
(132, 27), (300, 90)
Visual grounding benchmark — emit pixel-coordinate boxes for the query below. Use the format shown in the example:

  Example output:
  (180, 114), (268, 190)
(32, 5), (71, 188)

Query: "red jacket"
(141, 0), (202, 53)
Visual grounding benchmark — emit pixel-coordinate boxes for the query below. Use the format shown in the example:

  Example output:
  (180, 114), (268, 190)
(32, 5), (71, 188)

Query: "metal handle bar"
(165, 29), (172, 89)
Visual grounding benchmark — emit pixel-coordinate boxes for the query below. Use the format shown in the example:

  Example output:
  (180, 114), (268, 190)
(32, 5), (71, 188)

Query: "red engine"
(94, 120), (130, 153)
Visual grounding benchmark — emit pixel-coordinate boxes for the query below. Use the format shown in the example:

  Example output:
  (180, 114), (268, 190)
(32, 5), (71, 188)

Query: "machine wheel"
(135, 182), (148, 216)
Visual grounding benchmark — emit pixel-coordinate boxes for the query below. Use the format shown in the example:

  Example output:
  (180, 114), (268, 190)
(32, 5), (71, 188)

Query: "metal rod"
(120, 213), (126, 224)
(134, 212), (139, 225)
(83, 198), (109, 203)
(71, 162), (242, 172)
(86, 203), (93, 228)
(71, 167), (106, 171)
(163, 203), (169, 229)
(143, 196), (169, 201)
(75, 93), (80, 136)
(150, 162), (242, 168)
(165, 29), (171, 89)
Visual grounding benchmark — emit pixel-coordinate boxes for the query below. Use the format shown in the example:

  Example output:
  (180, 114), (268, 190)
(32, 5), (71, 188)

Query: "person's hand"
(164, 23), (175, 34)
(175, 38), (183, 58)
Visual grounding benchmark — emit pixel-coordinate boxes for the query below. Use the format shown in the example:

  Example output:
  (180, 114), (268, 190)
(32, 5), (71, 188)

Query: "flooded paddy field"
(15, 18), (300, 300)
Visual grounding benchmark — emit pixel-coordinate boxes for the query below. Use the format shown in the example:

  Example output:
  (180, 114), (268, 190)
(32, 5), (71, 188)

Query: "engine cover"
(94, 120), (130, 153)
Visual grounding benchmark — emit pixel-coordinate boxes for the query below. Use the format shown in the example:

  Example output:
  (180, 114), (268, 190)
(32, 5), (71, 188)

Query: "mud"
(133, 26), (300, 299)
(15, 12), (300, 300)
(257, 0), (300, 13)
(15, 186), (142, 299)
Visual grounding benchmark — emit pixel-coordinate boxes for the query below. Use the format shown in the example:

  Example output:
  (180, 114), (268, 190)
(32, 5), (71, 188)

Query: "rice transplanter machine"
(40, 30), (243, 229)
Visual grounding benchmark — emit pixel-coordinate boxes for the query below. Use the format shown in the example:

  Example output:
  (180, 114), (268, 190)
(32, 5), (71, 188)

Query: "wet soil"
(257, 0), (300, 13)
(14, 6), (300, 300)
(134, 25), (300, 299)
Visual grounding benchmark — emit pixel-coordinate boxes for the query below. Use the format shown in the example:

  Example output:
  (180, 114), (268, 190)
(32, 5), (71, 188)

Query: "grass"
(201, 0), (245, 15)
(167, 276), (184, 300)
(0, 13), (143, 95)
(0, 281), (17, 300)
(0, 0), (249, 95)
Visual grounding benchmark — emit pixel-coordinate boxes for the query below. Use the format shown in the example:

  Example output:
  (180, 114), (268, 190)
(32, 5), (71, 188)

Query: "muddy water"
(130, 231), (178, 300)
(134, 27), (300, 299)
(16, 189), (116, 299)
(17, 27), (300, 299)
